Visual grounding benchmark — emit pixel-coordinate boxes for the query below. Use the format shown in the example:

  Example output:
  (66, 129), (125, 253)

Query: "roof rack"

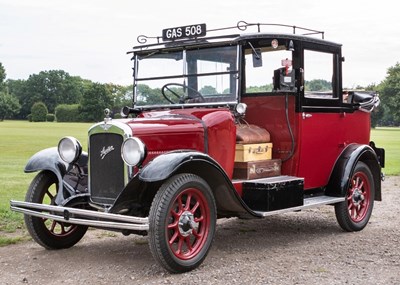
(136, 20), (325, 45)
(238, 21), (324, 38)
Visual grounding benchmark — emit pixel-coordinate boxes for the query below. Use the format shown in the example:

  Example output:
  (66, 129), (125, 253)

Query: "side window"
(192, 58), (233, 95)
(245, 47), (292, 93)
(304, 50), (338, 99)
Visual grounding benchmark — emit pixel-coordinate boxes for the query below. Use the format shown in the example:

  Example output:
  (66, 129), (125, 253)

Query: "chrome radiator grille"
(89, 132), (125, 204)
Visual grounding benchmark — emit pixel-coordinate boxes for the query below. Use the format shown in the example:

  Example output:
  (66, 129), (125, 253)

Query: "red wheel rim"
(42, 219), (79, 237)
(166, 188), (210, 260)
(347, 171), (371, 223)
(41, 187), (79, 238)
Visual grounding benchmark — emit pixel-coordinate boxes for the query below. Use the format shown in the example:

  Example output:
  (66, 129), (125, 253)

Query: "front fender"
(139, 151), (214, 182)
(111, 151), (259, 218)
(326, 144), (382, 200)
(25, 147), (88, 205)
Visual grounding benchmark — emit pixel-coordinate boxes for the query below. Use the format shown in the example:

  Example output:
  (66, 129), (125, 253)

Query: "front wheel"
(24, 171), (88, 249)
(149, 174), (216, 273)
(335, 161), (375, 232)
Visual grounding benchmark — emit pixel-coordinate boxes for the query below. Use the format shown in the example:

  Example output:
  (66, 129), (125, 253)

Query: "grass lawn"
(0, 121), (398, 245)
(371, 127), (400, 175)
(0, 121), (91, 243)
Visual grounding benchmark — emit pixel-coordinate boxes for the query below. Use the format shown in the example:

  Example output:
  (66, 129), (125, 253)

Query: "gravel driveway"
(1, 176), (399, 284)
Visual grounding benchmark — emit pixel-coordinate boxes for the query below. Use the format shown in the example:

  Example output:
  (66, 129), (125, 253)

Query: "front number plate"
(162, 24), (206, 41)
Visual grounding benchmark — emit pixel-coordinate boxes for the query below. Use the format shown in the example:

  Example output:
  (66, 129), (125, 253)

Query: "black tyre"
(335, 161), (374, 232)
(24, 171), (88, 249)
(148, 174), (217, 273)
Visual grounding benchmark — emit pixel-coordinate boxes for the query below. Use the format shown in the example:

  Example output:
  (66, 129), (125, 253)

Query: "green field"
(370, 128), (400, 175)
(0, 121), (91, 245)
(0, 121), (399, 245)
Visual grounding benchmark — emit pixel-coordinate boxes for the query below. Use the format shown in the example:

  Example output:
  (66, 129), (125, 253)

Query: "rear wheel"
(335, 162), (374, 232)
(149, 174), (216, 273)
(24, 171), (88, 249)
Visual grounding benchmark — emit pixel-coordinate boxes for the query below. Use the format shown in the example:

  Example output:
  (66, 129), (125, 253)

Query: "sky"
(0, 0), (399, 88)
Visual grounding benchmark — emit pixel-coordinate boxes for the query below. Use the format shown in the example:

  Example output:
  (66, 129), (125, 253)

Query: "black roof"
(129, 21), (341, 53)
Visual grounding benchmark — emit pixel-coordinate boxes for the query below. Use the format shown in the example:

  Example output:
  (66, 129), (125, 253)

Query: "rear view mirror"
(252, 48), (262, 68)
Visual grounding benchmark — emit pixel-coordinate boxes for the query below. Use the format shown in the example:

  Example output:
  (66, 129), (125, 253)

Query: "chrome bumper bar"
(10, 200), (149, 231)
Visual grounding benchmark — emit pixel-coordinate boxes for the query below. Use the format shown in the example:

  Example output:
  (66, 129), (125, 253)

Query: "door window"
(304, 50), (337, 99)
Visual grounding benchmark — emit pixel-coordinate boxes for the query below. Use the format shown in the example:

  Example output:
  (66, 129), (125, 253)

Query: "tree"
(305, 79), (332, 91)
(136, 84), (164, 105)
(105, 83), (133, 112)
(31, 102), (48, 122)
(0, 92), (21, 121)
(199, 85), (218, 95)
(55, 104), (80, 122)
(11, 70), (87, 119)
(246, 84), (273, 93)
(362, 84), (383, 128)
(79, 83), (113, 122)
(0, 63), (21, 120)
(0, 63), (6, 92)
(378, 63), (400, 125)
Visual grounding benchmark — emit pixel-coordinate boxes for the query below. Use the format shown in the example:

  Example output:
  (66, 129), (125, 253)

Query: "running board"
(253, 195), (345, 217)
(10, 200), (149, 231)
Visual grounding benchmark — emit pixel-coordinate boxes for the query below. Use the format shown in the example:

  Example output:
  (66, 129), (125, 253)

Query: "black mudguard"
(24, 147), (88, 205)
(111, 151), (260, 219)
(326, 144), (382, 201)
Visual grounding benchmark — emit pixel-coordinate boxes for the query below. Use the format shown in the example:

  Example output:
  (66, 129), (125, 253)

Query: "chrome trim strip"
(10, 200), (149, 231)
(88, 120), (133, 137)
(254, 195), (345, 217)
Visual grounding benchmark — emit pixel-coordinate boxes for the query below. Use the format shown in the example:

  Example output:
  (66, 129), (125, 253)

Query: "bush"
(113, 112), (122, 119)
(46, 113), (55, 122)
(31, 102), (48, 122)
(55, 104), (80, 122)
(27, 114), (32, 122)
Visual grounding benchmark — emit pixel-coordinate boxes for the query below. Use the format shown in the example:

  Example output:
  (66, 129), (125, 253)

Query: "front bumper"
(10, 200), (149, 231)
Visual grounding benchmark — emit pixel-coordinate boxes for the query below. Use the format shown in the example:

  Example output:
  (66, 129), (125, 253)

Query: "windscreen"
(134, 46), (239, 107)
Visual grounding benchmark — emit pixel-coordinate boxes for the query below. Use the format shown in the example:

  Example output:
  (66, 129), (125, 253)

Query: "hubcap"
(351, 188), (365, 206)
(178, 211), (199, 237)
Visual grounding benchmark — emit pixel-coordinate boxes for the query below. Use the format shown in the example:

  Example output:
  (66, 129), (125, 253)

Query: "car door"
(296, 47), (346, 189)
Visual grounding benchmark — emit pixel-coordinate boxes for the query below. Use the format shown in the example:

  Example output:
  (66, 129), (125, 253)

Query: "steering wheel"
(161, 83), (205, 104)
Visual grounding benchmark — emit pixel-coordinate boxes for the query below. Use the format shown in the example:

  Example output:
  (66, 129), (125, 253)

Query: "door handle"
(302, 112), (312, 119)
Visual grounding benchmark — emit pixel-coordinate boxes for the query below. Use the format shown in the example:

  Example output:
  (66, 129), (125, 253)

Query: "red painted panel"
(201, 110), (236, 178)
(241, 95), (371, 190)
(241, 95), (300, 176)
(298, 111), (370, 189)
(125, 108), (236, 176)
(233, 181), (243, 197)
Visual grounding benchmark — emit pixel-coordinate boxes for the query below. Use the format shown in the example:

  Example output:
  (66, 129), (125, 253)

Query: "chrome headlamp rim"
(121, 137), (147, 166)
(58, 136), (82, 164)
(235, 103), (247, 115)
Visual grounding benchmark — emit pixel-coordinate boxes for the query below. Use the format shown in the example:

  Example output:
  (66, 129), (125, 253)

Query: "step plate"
(253, 195), (345, 217)
(241, 175), (304, 184)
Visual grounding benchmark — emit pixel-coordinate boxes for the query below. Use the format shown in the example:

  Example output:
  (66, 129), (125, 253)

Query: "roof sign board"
(162, 24), (206, 41)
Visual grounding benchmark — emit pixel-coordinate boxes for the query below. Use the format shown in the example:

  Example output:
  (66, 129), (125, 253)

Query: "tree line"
(0, 62), (400, 126)
(0, 63), (132, 122)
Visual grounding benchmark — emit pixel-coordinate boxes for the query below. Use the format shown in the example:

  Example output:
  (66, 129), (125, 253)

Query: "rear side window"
(304, 50), (338, 100)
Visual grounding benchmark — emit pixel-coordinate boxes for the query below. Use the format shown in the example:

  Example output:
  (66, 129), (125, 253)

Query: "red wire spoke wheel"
(149, 174), (216, 273)
(335, 162), (375, 232)
(346, 171), (371, 223)
(24, 171), (88, 249)
(167, 187), (210, 260)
